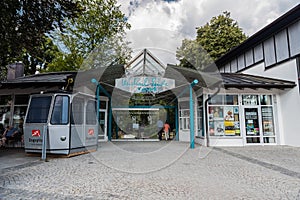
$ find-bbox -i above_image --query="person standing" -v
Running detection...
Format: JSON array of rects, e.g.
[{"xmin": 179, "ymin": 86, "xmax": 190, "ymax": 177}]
[
  {"xmin": 163, "ymin": 121, "xmax": 170, "ymax": 141},
  {"xmin": 157, "ymin": 119, "xmax": 163, "ymax": 140}
]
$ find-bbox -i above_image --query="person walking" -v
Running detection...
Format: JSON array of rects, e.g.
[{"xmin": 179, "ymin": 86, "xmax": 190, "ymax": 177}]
[{"xmin": 163, "ymin": 122, "xmax": 170, "ymax": 141}]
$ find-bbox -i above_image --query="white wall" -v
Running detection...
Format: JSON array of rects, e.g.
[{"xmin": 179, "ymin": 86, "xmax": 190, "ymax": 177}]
[{"xmin": 242, "ymin": 59, "xmax": 300, "ymax": 146}]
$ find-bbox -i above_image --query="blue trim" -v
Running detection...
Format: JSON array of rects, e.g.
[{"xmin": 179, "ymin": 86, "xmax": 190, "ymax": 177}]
[{"xmin": 189, "ymin": 79, "xmax": 198, "ymax": 149}]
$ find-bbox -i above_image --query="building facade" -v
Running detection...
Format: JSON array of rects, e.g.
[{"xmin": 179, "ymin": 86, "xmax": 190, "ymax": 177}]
[{"xmin": 1, "ymin": 4, "xmax": 300, "ymax": 147}]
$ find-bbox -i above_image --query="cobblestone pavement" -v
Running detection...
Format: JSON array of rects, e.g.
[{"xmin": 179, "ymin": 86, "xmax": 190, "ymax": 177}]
[{"xmin": 1, "ymin": 142, "xmax": 300, "ymax": 199}]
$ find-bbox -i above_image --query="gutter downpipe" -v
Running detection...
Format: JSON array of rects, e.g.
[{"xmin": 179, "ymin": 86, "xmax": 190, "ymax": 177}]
[{"xmin": 204, "ymin": 84, "xmax": 221, "ymax": 147}]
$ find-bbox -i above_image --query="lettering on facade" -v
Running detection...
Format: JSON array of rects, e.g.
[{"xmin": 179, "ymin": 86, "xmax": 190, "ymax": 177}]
[{"xmin": 115, "ymin": 76, "xmax": 175, "ymax": 94}]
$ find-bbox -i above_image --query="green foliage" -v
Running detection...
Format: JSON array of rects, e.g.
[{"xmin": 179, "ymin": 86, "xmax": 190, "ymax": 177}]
[
  {"xmin": 0, "ymin": 0, "xmax": 81, "ymax": 78},
  {"xmin": 48, "ymin": 0, "xmax": 131, "ymax": 72},
  {"xmin": 176, "ymin": 39, "xmax": 213, "ymax": 70},
  {"xmin": 177, "ymin": 11, "xmax": 247, "ymax": 70}
]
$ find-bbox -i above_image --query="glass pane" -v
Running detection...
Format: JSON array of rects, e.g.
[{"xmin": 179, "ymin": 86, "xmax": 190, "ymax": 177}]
[
  {"xmin": 0, "ymin": 106, "xmax": 11, "ymax": 127},
  {"xmin": 244, "ymin": 108, "xmax": 260, "ymax": 136},
  {"xmin": 208, "ymin": 95, "xmax": 224, "ymax": 105},
  {"xmin": 214, "ymin": 121, "xmax": 224, "ymax": 136},
  {"xmin": 15, "ymin": 95, "xmax": 29, "ymax": 105},
  {"xmin": 71, "ymin": 97, "xmax": 84, "ymax": 125},
  {"xmin": 225, "ymin": 95, "xmax": 238, "ymax": 105},
  {"xmin": 26, "ymin": 96, "xmax": 52, "ymax": 123},
  {"xmin": 197, "ymin": 95, "xmax": 203, "ymax": 107},
  {"xmin": 247, "ymin": 137, "xmax": 260, "ymax": 143},
  {"xmin": 261, "ymin": 107, "xmax": 275, "ymax": 136},
  {"xmin": 179, "ymin": 119, "xmax": 183, "ymax": 130},
  {"xmin": 224, "ymin": 106, "xmax": 240, "ymax": 136},
  {"xmin": 242, "ymin": 95, "xmax": 258, "ymax": 105},
  {"xmin": 179, "ymin": 101, "xmax": 189, "ymax": 109},
  {"xmin": 86, "ymin": 100, "xmax": 97, "ymax": 125},
  {"xmin": 264, "ymin": 137, "xmax": 276, "ymax": 143},
  {"xmin": 260, "ymin": 95, "xmax": 272, "ymax": 105},
  {"xmin": 209, "ymin": 106, "xmax": 224, "ymax": 120},
  {"xmin": 13, "ymin": 106, "xmax": 26, "ymax": 127},
  {"xmin": 0, "ymin": 95, "xmax": 12, "ymax": 105},
  {"xmin": 100, "ymin": 101, "xmax": 107, "ymax": 109},
  {"xmin": 183, "ymin": 110, "xmax": 190, "ymax": 117},
  {"xmin": 51, "ymin": 96, "xmax": 69, "ymax": 125}
]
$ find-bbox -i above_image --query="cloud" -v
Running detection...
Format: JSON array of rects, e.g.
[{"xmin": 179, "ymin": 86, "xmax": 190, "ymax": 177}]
[
  {"xmin": 117, "ymin": 0, "xmax": 299, "ymax": 64},
  {"xmin": 119, "ymin": 0, "xmax": 299, "ymax": 37}
]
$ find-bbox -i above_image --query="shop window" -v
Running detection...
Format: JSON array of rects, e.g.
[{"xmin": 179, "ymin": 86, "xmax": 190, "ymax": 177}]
[
  {"xmin": 208, "ymin": 95, "xmax": 238, "ymax": 105},
  {"xmin": 242, "ymin": 95, "xmax": 258, "ymax": 105},
  {"xmin": 260, "ymin": 95, "xmax": 272, "ymax": 105},
  {"xmin": 208, "ymin": 95, "xmax": 240, "ymax": 137}
]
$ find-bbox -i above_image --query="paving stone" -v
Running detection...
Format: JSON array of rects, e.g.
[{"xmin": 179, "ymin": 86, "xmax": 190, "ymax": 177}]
[{"xmin": 0, "ymin": 142, "xmax": 300, "ymax": 199}]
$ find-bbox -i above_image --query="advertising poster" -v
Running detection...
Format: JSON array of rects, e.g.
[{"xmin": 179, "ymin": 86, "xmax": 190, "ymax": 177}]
[
  {"xmin": 224, "ymin": 120, "xmax": 235, "ymax": 135},
  {"xmin": 224, "ymin": 107, "xmax": 234, "ymax": 121},
  {"xmin": 214, "ymin": 121, "xmax": 224, "ymax": 136}
]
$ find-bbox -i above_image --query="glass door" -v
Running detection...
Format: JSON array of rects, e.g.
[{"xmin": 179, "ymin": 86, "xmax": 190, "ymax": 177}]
[
  {"xmin": 244, "ymin": 107, "xmax": 261, "ymax": 144},
  {"xmin": 98, "ymin": 109, "xmax": 107, "ymax": 141}
]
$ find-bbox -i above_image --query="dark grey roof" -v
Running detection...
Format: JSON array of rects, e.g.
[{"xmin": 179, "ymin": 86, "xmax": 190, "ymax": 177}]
[
  {"xmin": 2, "ymin": 71, "xmax": 76, "ymax": 84},
  {"xmin": 221, "ymin": 73, "xmax": 296, "ymax": 89},
  {"xmin": 167, "ymin": 65, "xmax": 296, "ymax": 90},
  {"xmin": 0, "ymin": 65, "xmax": 295, "ymax": 97}
]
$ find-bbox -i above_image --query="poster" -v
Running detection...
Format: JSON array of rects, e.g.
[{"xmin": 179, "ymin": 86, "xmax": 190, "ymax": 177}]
[
  {"xmin": 214, "ymin": 121, "xmax": 224, "ymax": 136},
  {"xmin": 224, "ymin": 120, "xmax": 235, "ymax": 135},
  {"xmin": 224, "ymin": 107, "xmax": 234, "ymax": 121}
]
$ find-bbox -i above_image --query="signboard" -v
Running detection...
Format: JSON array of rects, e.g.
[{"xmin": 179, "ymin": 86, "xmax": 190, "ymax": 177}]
[
  {"xmin": 32, "ymin": 129, "xmax": 41, "ymax": 137},
  {"xmin": 115, "ymin": 76, "xmax": 175, "ymax": 94}
]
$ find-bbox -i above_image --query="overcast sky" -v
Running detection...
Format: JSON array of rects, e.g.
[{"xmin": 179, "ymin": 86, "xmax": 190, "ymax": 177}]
[{"xmin": 117, "ymin": 0, "xmax": 299, "ymax": 64}]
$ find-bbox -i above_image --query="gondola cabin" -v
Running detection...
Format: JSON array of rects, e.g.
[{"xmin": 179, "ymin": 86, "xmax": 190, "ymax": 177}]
[{"xmin": 24, "ymin": 92, "xmax": 98, "ymax": 155}]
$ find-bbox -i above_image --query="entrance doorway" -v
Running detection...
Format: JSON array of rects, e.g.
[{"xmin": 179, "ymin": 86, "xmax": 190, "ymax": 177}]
[
  {"xmin": 243, "ymin": 106, "xmax": 276, "ymax": 144},
  {"xmin": 244, "ymin": 107, "xmax": 260, "ymax": 143},
  {"xmin": 98, "ymin": 109, "xmax": 107, "ymax": 141}
]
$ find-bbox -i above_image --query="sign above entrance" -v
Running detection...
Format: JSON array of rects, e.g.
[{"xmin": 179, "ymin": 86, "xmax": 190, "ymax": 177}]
[{"xmin": 115, "ymin": 76, "xmax": 175, "ymax": 94}]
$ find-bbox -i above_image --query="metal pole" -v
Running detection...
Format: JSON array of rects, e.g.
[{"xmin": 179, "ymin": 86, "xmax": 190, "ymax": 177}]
[
  {"xmin": 189, "ymin": 84, "xmax": 195, "ymax": 149},
  {"xmin": 189, "ymin": 79, "xmax": 198, "ymax": 149},
  {"xmin": 41, "ymin": 125, "xmax": 48, "ymax": 161},
  {"xmin": 96, "ymin": 84, "xmax": 100, "ymax": 122}
]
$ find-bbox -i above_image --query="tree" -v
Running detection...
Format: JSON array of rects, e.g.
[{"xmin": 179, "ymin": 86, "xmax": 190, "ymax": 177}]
[
  {"xmin": 47, "ymin": 0, "xmax": 131, "ymax": 72},
  {"xmin": 0, "ymin": 0, "xmax": 82, "ymax": 77},
  {"xmin": 176, "ymin": 11, "xmax": 247, "ymax": 70}
]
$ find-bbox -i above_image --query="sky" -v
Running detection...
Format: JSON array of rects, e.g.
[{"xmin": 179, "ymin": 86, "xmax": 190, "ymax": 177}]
[{"xmin": 116, "ymin": 0, "xmax": 299, "ymax": 64}]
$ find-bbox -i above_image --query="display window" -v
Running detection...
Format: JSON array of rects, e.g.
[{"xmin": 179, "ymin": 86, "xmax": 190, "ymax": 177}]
[
  {"xmin": 242, "ymin": 95, "xmax": 276, "ymax": 144},
  {"xmin": 206, "ymin": 94, "xmax": 276, "ymax": 142},
  {"xmin": 208, "ymin": 95, "xmax": 240, "ymax": 137}
]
